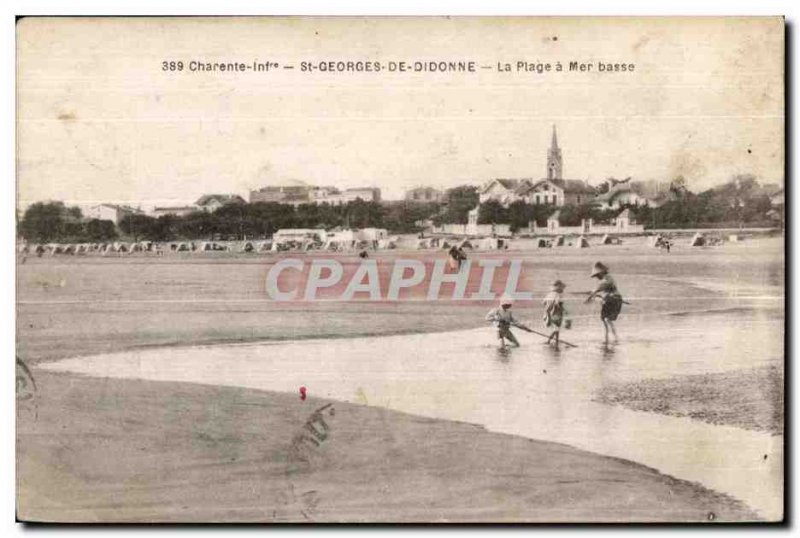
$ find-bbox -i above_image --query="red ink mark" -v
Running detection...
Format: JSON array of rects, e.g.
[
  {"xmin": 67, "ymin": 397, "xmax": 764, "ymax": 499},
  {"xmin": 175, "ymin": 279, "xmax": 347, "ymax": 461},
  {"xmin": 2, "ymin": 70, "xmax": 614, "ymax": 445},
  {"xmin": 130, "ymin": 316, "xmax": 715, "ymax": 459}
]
[{"xmin": 300, "ymin": 387, "xmax": 307, "ymax": 401}]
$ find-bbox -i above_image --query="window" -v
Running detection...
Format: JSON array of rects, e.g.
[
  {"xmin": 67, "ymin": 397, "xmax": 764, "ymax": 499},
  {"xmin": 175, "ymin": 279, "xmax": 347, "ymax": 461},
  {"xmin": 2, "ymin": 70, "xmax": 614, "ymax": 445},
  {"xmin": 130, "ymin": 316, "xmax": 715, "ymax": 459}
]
[
  {"xmin": 577, "ymin": 195, "xmax": 581, "ymax": 204},
  {"xmin": 535, "ymin": 195, "xmax": 540, "ymax": 204},
  {"xmin": 552, "ymin": 195, "xmax": 557, "ymax": 204}
]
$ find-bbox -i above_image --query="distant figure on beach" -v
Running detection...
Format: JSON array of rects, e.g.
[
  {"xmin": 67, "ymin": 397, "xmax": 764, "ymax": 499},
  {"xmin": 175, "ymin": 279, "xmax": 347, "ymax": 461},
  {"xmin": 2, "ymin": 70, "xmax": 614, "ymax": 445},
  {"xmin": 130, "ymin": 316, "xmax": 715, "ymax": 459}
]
[
  {"xmin": 542, "ymin": 280, "xmax": 568, "ymax": 348},
  {"xmin": 448, "ymin": 245, "xmax": 466, "ymax": 271},
  {"xmin": 585, "ymin": 262, "xmax": 623, "ymax": 344},
  {"xmin": 485, "ymin": 296, "xmax": 530, "ymax": 349},
  {"xmin": 456, "ymin": 246, "xmax": 468, "ymax": 268}
]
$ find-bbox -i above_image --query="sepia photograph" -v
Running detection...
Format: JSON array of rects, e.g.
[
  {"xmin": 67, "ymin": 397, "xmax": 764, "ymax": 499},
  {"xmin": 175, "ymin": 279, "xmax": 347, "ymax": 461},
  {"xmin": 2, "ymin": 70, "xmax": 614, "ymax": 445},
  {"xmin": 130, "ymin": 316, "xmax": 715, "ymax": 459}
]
[{"xmin": 14, "ymin": 16, "xmax": 785, "ymax": 523}]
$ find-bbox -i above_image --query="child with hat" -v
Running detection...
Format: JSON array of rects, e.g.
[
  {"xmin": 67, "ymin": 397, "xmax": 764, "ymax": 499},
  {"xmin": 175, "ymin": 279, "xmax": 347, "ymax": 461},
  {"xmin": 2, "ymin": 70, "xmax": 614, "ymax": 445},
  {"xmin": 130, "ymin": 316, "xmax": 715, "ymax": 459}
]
[
  {"xmin": 485, "ymin": 295, "xmax": 531, "ymax": 349},
  {"xmin": 585, "ymin": 261, "xmax": 623, "ymax": 344},
  {"xmin": 542, "ymin": 279, "xmax": 569, "ymax": 348}
]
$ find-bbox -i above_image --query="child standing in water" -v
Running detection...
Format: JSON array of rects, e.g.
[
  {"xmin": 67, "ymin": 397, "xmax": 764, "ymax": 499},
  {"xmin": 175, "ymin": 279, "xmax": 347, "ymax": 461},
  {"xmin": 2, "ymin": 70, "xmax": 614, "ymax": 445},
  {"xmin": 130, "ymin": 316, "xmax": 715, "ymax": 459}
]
[
  {"xmin": 585, "ymin": 262, "xmax": 623, "ymax": 344},
  {"xmin": 542, "ymin": 280, "xmax": 568, "ymax": 348},
  {"xmin": 485, "ymin": 296, "xmax": 530, "ymax": 349}
]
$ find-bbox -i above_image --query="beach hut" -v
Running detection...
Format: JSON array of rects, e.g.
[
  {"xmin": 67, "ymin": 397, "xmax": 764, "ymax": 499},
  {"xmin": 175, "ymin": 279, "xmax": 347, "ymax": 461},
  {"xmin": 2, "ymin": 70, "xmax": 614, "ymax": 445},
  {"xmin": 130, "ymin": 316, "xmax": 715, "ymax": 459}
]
[
  {"xmin": 690, "ymin": 233, "xmax": 705, "ymax": 247},
  {"xmin": 553, "ymin": 235, "xmax": 565, "ymax": 247},
  {"xmin": 536, "ymin": 238, "xmax": 550, "ymax": 248},
  {"xmin": 728, "ymin": 234, "xmax": 740, "ymax": 243},
  {"xmin": 377, "ymin": 236, "xmax": 398, "ymax": 250},
  {"xmin": 575, "ymin": 236, "xmax": 590, "ymax": 249},
  {"xmin": 478, "ymin": 237, "xmax": 501, "ymax": 250},
  {"xmin": 200, "ymin": 241, "xmax": 227, "ymax": 252},
  {"xmin": 458, "ymin": 239, "xmax": 474, "ymax": 249},
  {"xmin": 600, "ymin": 234, "xmax": 614, "ymax": 245}
]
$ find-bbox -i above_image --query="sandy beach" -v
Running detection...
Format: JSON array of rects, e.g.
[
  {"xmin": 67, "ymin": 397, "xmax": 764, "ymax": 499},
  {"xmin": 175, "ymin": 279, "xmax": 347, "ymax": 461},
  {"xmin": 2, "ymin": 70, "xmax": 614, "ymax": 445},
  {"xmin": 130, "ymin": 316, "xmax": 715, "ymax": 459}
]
[{"xmin": 16, "ymin": 235, "xmax": 784, "ymax": 522}]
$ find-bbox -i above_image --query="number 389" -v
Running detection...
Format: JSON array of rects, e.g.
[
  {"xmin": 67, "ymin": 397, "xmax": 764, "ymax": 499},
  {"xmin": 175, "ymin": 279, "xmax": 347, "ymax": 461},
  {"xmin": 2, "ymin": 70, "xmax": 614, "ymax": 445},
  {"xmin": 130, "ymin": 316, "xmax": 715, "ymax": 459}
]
[{"xmin": 162, "ymin": 61, "xmax": 184, "ymax": 71}]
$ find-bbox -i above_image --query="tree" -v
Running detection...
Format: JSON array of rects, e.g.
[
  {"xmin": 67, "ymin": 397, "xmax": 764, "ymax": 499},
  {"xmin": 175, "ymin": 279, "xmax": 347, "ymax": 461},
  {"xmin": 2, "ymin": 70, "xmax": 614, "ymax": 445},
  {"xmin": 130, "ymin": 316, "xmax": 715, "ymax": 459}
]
[
  {"xmin": 85, "ymin": 219, "xmax": 117, "ymax": 241},
  {"xmin": 175, "ymin": 211, "xmax": 219, "ymax": 239},
  {"xmin": 382, "ymin": 201, "xmax": 439, "ymax": 233},
  {"xmin": 477, "ymin": 199, "xmax": 508, "ymax": 225},
  {"xmin": 119, "ymin": 214, "xmax": 156, "ymax": 241},
  {"xmin": 20, "ymin": 202, "xmax": 73, "ymax": 242},
  {"xmin": 438, "ymin": 185, "xmax": 479, "ymax": 224},
  {"xmin": 345, "ymin": 200, "xmax": 384, "ymax": 228},
  {"xmin": 148, "ymin": 215, "xmax": 177, "ymax": 242}
]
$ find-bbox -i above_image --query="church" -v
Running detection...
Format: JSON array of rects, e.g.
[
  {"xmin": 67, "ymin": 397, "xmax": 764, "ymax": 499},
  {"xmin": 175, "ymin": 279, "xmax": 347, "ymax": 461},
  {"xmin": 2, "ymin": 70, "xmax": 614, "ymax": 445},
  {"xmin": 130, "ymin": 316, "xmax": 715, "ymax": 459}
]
[{"xmin": 478, "ymin": 126, "xmax": 597, "ymax": 207}]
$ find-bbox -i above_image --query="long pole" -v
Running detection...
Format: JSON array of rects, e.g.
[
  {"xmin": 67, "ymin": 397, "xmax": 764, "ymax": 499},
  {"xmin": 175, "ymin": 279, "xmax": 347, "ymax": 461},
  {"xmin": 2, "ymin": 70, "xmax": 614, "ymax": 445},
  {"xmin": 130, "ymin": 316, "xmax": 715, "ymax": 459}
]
[{"xmin": 522, "ymin": 327, "xmax": 579, "ymax": 348}]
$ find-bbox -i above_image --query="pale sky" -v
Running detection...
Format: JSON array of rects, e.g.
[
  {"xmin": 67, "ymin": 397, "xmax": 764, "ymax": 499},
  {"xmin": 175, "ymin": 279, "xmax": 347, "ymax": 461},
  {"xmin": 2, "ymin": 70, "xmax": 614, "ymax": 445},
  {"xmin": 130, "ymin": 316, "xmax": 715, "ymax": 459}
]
[{"xmin": 17, "ymin": 17, "xmax": 784, "ymax": 206}]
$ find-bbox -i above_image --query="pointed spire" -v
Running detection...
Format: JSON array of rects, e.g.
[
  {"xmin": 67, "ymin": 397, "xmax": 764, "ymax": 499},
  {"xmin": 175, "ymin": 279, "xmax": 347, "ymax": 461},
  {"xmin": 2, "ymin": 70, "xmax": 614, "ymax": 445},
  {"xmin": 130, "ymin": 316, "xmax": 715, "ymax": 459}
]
[{"xmin": 551, "ymin": 124, "xmax": 559, "ymax": 149}]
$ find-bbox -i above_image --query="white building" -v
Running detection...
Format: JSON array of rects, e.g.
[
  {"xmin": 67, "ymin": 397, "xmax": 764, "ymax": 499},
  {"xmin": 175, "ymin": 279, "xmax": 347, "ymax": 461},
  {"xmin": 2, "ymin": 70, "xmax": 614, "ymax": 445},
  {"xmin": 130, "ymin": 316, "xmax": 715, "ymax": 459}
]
[
  {"xmin": 85, "ymin": 204, "xmax": 142, "ymax": 224},
  {"xmin": 322, "ymin": 188, "xmax": 382, "ymax": 205},
  {"xmin": 530, "ymin": 208, "xmax": 644, "ymax": 235},
  {"xmin": 357, "ymin": 228, "xmax": 388, "ymax": 241},
  {"xmin": 273, "ymin": 228, "xmax": 328, "ymax": 243},
  {"xmin": 405, "ymin": 186, "xmax": 444, "ymax": 203},
  {"xmin": 150, "ymin": 206, "xmax": 198, "ymax": 218},
  {"xmin": 519, "ymin": 178, "xmax": 597, "ymax": 206}
]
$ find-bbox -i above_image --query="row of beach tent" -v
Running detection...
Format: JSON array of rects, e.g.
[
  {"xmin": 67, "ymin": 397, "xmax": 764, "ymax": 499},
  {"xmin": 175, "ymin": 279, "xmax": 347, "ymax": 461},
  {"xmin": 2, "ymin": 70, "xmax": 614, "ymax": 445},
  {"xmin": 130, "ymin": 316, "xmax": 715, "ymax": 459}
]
[
  {"xmin": 535, "ymin": 235, "xmax": 592, "ymax": 248},
  {"xmin": 17, "ymin": 236, "xmax": 411, "ymax": 256},
  {"xmin": 16, "ymin": 232, "xmax": 744, "ymax": 257}
]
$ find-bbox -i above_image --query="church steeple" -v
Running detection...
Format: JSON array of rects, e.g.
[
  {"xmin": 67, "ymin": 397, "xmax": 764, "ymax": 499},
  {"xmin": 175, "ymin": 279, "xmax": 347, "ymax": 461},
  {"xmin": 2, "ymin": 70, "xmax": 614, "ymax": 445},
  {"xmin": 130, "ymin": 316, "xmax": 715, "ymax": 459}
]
[{"xmin": 546, "ymin": 125, "xmax": 563, "ymax": 180}]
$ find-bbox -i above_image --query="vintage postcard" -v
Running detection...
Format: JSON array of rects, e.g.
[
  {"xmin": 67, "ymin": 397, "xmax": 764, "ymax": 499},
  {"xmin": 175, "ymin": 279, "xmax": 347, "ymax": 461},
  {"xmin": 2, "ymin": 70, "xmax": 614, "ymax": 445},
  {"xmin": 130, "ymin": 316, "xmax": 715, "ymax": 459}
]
[{"xmin": 15, "ymin": 16, "xmax": 784, "ymax": 523}]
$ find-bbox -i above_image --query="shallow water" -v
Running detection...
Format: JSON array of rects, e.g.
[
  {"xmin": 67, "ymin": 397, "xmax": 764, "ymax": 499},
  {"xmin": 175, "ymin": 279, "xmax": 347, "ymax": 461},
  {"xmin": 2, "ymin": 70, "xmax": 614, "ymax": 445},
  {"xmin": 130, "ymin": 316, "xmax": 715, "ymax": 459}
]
[{"xmin": 41, "ymin": 303, "xmax": 784, "ymax": 520}]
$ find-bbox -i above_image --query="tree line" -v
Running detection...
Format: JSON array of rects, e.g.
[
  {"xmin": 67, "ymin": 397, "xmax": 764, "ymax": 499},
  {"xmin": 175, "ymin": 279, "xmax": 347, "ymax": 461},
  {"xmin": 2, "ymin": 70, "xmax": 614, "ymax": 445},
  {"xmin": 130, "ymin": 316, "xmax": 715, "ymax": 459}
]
[
  {"xmin": 18, "ymin": 174, "xmax": 780, "ymax": 243},
  {"xmin": 435, "ymin": 174, "xmax": 780, "ymax": 231},
  {"xmin": 18, "ymin": 199, "xmax": 440, "ymax": 243}
]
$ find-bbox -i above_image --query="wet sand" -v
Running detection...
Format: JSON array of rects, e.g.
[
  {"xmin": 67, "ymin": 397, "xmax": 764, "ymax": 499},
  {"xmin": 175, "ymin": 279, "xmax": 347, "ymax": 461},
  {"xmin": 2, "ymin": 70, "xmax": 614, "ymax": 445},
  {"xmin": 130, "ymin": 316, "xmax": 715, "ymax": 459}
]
[
  {"xmin": 17, "ymin": 371, "xmax": 757, "ymax": 522},
  {"xmin": 596, "ymin": 365, "xmax": 784, "ymax": 435}
]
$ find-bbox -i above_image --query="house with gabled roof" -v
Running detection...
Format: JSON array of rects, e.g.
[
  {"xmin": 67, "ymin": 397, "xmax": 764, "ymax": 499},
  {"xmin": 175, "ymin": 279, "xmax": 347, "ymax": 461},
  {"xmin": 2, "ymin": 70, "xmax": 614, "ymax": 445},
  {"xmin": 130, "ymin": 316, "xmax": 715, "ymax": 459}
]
[
  {"xmin": 518, "ymin": 178, "xmax": 597, "ymax": 206},
  {"xmin": 478, "ymin": 178, "xmax": 534, "ymax": 205},
  {"xmin": 594, "ymin": 179, "xmax": 672, "ymax": 210}
]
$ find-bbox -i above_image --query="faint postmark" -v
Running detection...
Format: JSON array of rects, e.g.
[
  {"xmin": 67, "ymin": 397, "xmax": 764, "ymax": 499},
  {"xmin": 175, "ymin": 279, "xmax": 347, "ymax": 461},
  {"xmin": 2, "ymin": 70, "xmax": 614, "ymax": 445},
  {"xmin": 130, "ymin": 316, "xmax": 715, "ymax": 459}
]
[
  {"xmin": 16, "ymin": 355, "xmax": 38, "ymax": 419},
  {"xmin": 273, "ymin": 402, "xmax": 336, "ymax": 521}
]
